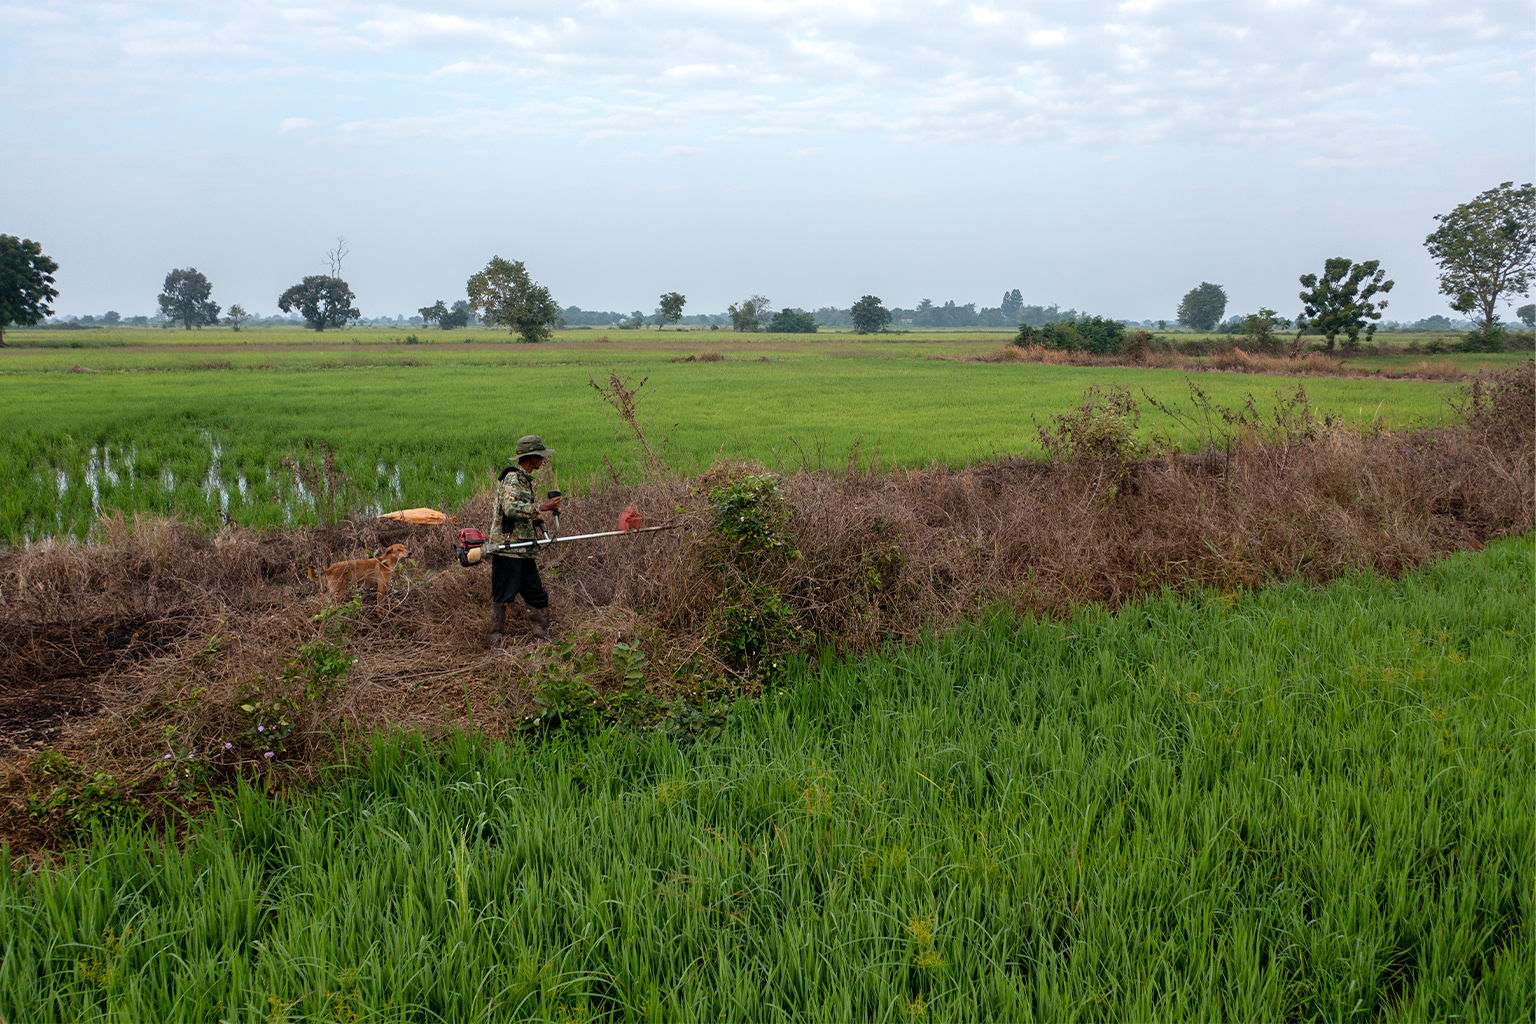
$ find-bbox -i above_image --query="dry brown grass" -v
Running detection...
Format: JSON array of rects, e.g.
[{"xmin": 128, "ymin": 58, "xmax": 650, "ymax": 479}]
[
  {"xmin": 975, "ymin": 344, "xmax": 1473, "ymax": 380},
  {"xmin": 2, "ymin": 364, "xmax": 1531, "ymax": 848}
]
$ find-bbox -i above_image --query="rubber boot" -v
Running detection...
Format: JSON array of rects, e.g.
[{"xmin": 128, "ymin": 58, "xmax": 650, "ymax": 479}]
[
  {"xmin": 528, "ymin": 605, "xmax": 552, "ymax": 643},
  {"xmin": 488, "ymin": 603, "xmax": 506, "ymax": 650}
]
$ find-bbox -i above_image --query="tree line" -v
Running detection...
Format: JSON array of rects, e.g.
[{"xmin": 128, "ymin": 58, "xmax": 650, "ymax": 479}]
[{"xmin": 1, "ymin": 183, "xmax": 1531, "ymax": 345}]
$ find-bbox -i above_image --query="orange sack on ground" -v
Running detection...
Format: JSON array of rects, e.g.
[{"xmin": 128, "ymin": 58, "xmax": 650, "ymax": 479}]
[
  {"xmin": 617, "ymin": 506, "xmax": 645, "ymax": 531},
  {"xmin": 379, "ymin": 508, "xmax": 450, "ymax": 525}
]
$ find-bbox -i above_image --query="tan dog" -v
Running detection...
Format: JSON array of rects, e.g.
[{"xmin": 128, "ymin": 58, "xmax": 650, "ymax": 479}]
[{"xmin": 308, "ymin": 544, "xmax": 409, "ymax": 605}]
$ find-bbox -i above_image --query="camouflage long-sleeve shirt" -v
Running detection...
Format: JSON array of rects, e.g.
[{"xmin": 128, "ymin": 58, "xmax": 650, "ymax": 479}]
[{"xmin": 490, "ymin": 468, "xmax": 543, "ymax": 559}]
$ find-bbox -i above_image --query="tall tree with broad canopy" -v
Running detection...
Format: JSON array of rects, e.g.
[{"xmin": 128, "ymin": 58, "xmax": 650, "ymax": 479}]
[
  {"xmin": 0, "ymin": 235, "xmax": 59, "ymax": 347},
  {"xmin": 728, "ymin": 295, "xmax": 770, "ymax": 332},
  {"xmin": 466, "ymin": 257, "xmax": 560, "ymax": 342},
  {"xmin": 657, "ymin": 292, "xmax": 686, "ymax": 328},
  {"xmin": 768, "ymin": 308, "xmax": 817, "ymax": 333},
  {"xmin": 1517, "ymin": 304, "xmax": 1535, "ymax": 330},
  {"xmin": 1176, "ymin": 282, "xmax": 1227, "ymax": 331},
  {"xmin": 1295, "ymin": 257, "xmax": 1393, "ymax": 353},
  {"xmin": 1424, "ymin": 181, "xmax": 1536, "ymax": 336},
  {"xmin": 158, "ymin": 268, "xmax": 221, "ymax": 330},
  {"xmin": 850, "ymin": 295, "xmax": 891, "ymax": 334},
  {"xmin": 419, "ymin": 300, "xmax": 447, "ymax": 328},
  {"xmin": 278, "ymin": 275, "xmax": 359, "ymax": 331}
]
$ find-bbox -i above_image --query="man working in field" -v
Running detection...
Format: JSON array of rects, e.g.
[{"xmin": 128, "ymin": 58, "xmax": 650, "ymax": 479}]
[{"xmin": 487, "ymin": 435, "xmax": 562, "ymax": 648}]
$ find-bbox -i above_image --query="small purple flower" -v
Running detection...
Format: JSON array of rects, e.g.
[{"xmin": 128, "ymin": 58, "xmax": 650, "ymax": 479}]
[
  {"xmin": 263, "ymin": 751, "xmax": 274, "ymax": 759},
  {"xmin": 163, "ymin": 753, "xmax": 172, "ymax": 760},
  {"xmin": 224, "ymin": 742, "xmax": 233, "ymax": 750},
  {"xmin": 257, "ymin": 725, "xmax": 265, "ymax": 732}
]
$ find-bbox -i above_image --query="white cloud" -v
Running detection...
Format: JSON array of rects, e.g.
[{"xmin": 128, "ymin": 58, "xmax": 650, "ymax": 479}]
[{"xmin": 1, "ymin": 0, "xmax": 1530, "ymax": 157}]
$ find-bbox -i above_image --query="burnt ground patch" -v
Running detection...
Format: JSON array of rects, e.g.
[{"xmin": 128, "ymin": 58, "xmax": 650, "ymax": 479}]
[{"xmin": 0, "ymin": 615, "xmax": 187, "ymax": 750}]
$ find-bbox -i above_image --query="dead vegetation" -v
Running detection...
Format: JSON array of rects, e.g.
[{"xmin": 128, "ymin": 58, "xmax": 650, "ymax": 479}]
[
  {"xmin": 974, "ymin": 343, "xmax": 1473, "ymax": 379},
  {"xmin": 2, "ymin": 363, "xmax": 1531, "ymax": 852}
]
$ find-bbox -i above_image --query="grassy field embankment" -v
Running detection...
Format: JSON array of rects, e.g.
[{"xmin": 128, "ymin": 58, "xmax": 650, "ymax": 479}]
[
  {"xmin": 3, "ymin": 534, "xmax": 1530, "ymax": 1022},
  {"xmin": 0, "ymin": 326, "xmax": 1491, "ymax": 543}
]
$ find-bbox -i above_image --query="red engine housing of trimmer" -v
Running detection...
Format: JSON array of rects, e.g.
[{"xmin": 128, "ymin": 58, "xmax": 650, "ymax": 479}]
[{"xmin": 456, "ymin": 528, "xmax": 488, "ymax": 567}]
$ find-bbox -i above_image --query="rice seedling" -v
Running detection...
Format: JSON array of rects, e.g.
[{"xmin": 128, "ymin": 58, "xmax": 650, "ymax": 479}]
[{"xmin": 0, "ymin": 346, "xmax": 1466, "ymax": 543}]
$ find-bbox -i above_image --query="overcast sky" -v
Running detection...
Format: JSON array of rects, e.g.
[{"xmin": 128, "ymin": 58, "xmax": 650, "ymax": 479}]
[{"xmin": 4, "ymin": 0, "xmax": 1532, "ymax": 322}]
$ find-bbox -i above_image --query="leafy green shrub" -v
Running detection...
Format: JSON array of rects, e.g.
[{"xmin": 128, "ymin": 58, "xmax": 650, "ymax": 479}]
[
  {"xmin": 283, "ymin": 597, "xmax": 359, "ymax": 699},
  {"xmin": 26, "ymin": 754, "xmax": 136, "ymax": 834},
  {"xmin": 710, "ymin": 582, "xmax": 799, "ymax": 670},
  {"xmin": 237, "ymin": 699, "xmax": 295, "ymax": 759},
  {"xmin": 1016, "ymin": 315, "xmax": 1125, "ymax": 354},
  {"xmin": 709, "ymin": 473, "xmax": 793, "ymax": 557},
  {"xmin": 1505, "ymin": 329, "xmax": 1536, "ymax": 351},
  {"xmin": 608, "ymin": 640, "xmax": 661, "ymax": 729},
  {"xmin": 284, "ymin": 640, "xmax": 352, "ymax": 700},
  {"xmin": 1035, "ymin": 384, "xmax": 1151, "ymax": 463},
  {"xmin": 660, "ymin": 696, "xmax": 732, "ymax": 743},
  {"xmin": 767, "ymin": 309, "xmax": 818, "ymax": 333},
  {"xmin": 520, "ymin": 643, "xmax": 599, "ymax": 735},
  {"xmin": 1459, "ymin": 327, "xmax": 1506, "ymax": 353}
]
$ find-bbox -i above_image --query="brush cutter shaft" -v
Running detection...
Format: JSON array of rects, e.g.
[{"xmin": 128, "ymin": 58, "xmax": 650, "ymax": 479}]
[
  {"xmin": 494, "ymin": 524, "xmax": 675, "ymax": 550},
  {"xmin": 456, "ymin": 524, "xmax": 675, "ymax": 565}
]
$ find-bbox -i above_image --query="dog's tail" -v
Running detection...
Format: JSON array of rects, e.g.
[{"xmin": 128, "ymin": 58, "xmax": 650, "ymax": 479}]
[{"xmin": 305, "ymin": 562, "xmax": 317, "ymax": 581}]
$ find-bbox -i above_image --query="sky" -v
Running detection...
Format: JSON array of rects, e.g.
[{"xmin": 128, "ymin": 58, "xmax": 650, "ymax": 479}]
[{"xmin": 3, "ymin": 0, "xmax": 1533, "ymax": 323}]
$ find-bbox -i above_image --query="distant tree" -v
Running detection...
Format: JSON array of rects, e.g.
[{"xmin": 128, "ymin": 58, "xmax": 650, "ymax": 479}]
[
  {"xmin": 1518, "ymin": 303, "xmax": 1536, "ymax": 330},
  {"xmin": 1018, "ymin": 304, "xmax": 1074, "ymax": 328},
  {"xmin": 768, "ymin": 308, "xmax": 817, "ymax": 333},
  {"xmin": 913, "ymin": 299, "xmax": 979, "ymax": 328},
  {"xmin": 466, "ymin": 256, "xmax": 560, "ymax": 343},
  {"xmin": 658, "ymin": 292, "xmax": 686, "ymax": 329},
  {"xmin": 814, "ymin": 306, "xmax": 853, "ymax": 328},
  {"xmin": 1240, "ymin": 308, "xmax": 1288, "ymax": 353},
  {"xmin": 1176, "ymin": 282, "xmax": 1227, "ymax": 331},
  {"xmin": 158, "ymin": 268, "xmax": 221, "ymax": 330},
  {"xmin": 0, "ymin": 236, "xmax": 59, "ymax": 346},
  {"xmin": 101, "ymin": 310, "xmax": 120, "ymax": 325},
  {"xmin": 1000, "ymin": 288, "xmax": 1023, "ymax": 323},
  {"xmin": 278, "ymin": 275, "xmax": 359, "ymax": 331},
  {"xmin": 419, "ymin": 300, "xmax": 448, "ymax": 328},
  {"xmin": 728, "ymin": 295, "xmax": 770, "ymax": 332},
  {"xmin": 625, "ymin": 311, "xmax": 645, "ymax": 330},
  {"xmin": 850, "ymin": 295, "xmax": 891, "ymax": 334},
  {"xmin": 225, "ymin": 304, "xmax": 249, "ymax": 331},
  {"xmin": 1424, "ymin": 181, "xmax": 1536, "ymax": 337},
  {"xmin": 1156, "ymin": 319, "xmax": 1168, "ymax": 331},
  {"xmin": 1295, "ymin": 257, "xmax": 1393, "ymax": 353},
  {"xmin": 441, "ymin": 300, "xmax": 472, "ymax": 329}
]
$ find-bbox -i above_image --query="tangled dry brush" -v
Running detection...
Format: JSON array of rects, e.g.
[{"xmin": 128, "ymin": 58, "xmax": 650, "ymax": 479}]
[{"xmin": 2, "ymin": 365, "xmax": 1531, "ymax": 844}]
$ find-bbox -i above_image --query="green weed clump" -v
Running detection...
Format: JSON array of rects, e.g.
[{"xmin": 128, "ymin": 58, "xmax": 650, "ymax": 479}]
[{"xmin": 2, "ymin": 536, "xmax": 1529, "ymax": 1022}]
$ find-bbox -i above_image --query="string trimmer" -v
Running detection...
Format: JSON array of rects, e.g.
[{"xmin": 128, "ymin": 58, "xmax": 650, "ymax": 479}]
[{"xmin": 456, "ymin": 491, "xmax": 677, "ymax": 566}]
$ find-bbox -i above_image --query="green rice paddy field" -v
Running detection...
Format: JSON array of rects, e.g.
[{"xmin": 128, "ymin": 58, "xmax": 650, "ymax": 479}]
[
  {"xmin": 1, "ymin": 326, "xmax": 1515, "ymax": 543},
  {"xmin": 4, "ymin": 534, "xmax": 1530, "ymax": 1022}
]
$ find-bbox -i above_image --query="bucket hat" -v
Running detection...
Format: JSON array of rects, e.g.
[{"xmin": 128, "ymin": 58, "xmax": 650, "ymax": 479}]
[{"xmin": 514, "ymin": 435, "xmax": 555, "ymax": 461}]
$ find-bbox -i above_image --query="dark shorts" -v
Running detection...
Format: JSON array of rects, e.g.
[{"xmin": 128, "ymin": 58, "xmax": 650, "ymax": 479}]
[{"xmin": 491, "ymin": 556, "xmax": 548, "ymax": 608}]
